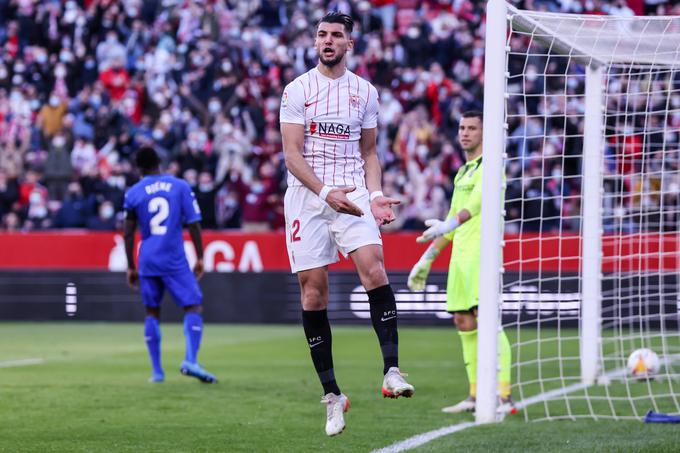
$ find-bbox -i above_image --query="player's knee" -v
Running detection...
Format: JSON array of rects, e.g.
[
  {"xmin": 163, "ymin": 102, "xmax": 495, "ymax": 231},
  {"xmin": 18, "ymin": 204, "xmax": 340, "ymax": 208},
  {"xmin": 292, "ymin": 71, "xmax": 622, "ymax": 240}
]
[
  {"xmin": 301, "ymin": 286, "xmax": 328, "ymax": 310},
  {"xmin": 362, "ymin": 264, "xmax": 388, "ymax": 289}
]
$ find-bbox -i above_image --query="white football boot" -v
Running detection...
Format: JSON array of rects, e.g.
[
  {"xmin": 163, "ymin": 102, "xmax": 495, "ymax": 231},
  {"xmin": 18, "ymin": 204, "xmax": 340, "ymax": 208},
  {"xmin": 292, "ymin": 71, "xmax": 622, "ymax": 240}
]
[
  {"xmin": 441, "ymin": 395, "xmax": 476, "ymax": 413},
  {"xmin": 497, "ymin": 396, "xmax": 518, "ymax": 417},
  {"xmin": 381, "ymin": 367, "xmax": 415, "ymax": 398},
  {"xmin": 320, "ymin": 393, "xmax": 350, "ymax": 436}
]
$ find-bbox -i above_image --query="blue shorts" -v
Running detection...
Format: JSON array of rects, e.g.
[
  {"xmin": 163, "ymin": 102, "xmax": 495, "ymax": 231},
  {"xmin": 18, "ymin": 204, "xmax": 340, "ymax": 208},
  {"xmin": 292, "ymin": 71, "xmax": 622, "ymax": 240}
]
[{"xmin": 139, "ymin": 271, "xmax": 202, "ymax": 308}]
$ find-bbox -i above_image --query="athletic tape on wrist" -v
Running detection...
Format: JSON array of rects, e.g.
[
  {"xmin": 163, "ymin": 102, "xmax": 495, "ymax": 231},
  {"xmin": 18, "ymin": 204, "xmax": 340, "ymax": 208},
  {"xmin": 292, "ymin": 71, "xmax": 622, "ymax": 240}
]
[
  {"xmin": 369, "ymin": 190, "xmax": 384, "ymax": 202},
  {"xmin": 318, "ymin": 185, "xmax": 331, "ymax": 201}
]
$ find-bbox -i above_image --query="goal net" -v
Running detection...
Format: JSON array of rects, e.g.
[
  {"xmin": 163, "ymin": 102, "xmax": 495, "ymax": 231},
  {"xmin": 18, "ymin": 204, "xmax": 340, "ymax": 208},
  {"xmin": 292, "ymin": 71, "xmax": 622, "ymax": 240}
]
[{"xmin": 477, "ymin": 0, "xmax": 680, "ymax": 422}]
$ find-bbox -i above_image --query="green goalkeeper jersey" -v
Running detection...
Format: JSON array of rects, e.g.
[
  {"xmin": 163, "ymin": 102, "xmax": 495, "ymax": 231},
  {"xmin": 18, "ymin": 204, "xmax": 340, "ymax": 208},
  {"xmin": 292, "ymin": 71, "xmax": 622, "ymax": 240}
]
[{"xmin": 444, "ymin": 154, "xmax": 483, "ymax": 261}]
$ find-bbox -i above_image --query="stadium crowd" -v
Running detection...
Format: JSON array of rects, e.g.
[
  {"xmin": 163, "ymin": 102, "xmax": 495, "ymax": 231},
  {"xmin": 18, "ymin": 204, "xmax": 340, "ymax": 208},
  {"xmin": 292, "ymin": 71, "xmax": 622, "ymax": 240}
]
[{"xmin": 0, "ymin": 0, "xmax": 678, "ymax": 233}]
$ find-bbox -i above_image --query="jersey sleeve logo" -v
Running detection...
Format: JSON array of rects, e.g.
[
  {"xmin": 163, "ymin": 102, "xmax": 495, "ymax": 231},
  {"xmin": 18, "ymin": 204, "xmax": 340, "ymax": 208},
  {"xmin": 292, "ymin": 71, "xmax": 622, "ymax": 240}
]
[{"xmin": 281, "ymin": 91, "xmax": 288, "ymax": 108}]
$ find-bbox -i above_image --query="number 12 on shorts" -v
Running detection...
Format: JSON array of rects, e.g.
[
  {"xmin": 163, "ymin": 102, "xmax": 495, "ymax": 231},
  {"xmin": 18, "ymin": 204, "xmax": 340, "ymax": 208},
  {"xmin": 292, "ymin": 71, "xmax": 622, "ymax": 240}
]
[{"xmin": 291, "ymin": 219, "xmax": 301, "ymax": 242}]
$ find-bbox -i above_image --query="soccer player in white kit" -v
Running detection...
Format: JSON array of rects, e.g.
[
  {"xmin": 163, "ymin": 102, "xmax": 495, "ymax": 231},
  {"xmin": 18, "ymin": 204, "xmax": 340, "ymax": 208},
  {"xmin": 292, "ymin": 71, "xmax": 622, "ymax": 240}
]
[{"xmin": 280, "ymin": 12, "xmax": 414, "ymax": 437}]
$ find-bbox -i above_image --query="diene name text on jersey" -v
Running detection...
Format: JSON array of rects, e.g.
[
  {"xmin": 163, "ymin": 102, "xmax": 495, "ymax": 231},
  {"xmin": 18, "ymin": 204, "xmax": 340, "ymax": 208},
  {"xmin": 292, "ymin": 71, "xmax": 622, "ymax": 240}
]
[{"xmin": 145, "ymin": 181, "xmax": 173, "ymax": 195}]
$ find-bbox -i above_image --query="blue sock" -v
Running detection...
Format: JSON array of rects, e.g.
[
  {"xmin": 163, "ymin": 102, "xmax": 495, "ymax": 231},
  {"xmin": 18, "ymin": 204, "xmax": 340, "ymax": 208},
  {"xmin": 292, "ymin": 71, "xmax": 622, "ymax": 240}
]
[
  {"xmin": 144, "ymin": 316, "xmax": 163, "ymax": 376},
  {"xmin": 183, "ymin": 312, "xmax": 203, "ymax": 365}
]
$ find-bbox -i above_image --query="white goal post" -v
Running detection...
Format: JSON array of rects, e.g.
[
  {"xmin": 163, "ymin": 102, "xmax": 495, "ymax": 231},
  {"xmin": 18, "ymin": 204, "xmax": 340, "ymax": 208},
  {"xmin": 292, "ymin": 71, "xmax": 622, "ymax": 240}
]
[{"xmin": 478, "ymin": 0, "xmax": 680, "ymax": 423}]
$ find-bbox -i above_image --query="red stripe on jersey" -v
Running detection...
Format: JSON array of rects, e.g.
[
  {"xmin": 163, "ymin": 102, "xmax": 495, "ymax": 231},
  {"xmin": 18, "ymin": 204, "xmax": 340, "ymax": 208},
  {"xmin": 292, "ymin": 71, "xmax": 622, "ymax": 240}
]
[
  {"xmin": 298, "ymin": 79, "xmax": 306, "ymax": 99},
  {"xmin": 336, "ymin": 82, "xmax": 340, "ymax": 116},
  {"xmin": 365, "ymin": 80, "xmax": 370, "ymax": 109},
  {"xmin": 347, "ymin": 77, "xmax": 351, "ymax": 118},
  {"xmin": 332, "ymin": 143, "xmax": 336, "ymax": 185},
  {"xmin": 322, "ymin": 142, "xmax": 326, "ymax": 184},
  {"xmin": 352, "ymin": 142, "xmax": 357, "ymax": 187},
  {"xmin": 342, "ymin": 143, "xmax": 348, "ymax": 186},
  {"xmin": 326, "ymin": 82, "xmax": 330, "ymax": 115},
  {"xmin": 311, "ymin": 141, "xmax": 316, "ymax": 173},
  {"xmin": 314, "ymin": 74, "xmax": 319, "ymax": 116}
]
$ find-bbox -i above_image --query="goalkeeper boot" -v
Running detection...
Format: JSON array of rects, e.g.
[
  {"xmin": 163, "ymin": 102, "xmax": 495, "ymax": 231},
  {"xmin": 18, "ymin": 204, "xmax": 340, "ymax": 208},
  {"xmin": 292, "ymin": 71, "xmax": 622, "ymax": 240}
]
[
  {"xmin": 442, "ymin": 395, "xmax": 476, "ymax": 413},
  {"xmin": 382, "ymin": 367, "xmax": 415, "ymax": 398},
  {"xmin": 180, "ymin": 361, "xmax": 217, "ymax": 383},
  {"xmin": 320, "ymin": 393, "xmax": 349, "ymax": 436},
  {"xmin": 497, "ymin": 395, "xmax": 517, "ymax": 415},
  {"xmin": 148, "ymin": 371, "xmax": 165, "ymax": 383}
]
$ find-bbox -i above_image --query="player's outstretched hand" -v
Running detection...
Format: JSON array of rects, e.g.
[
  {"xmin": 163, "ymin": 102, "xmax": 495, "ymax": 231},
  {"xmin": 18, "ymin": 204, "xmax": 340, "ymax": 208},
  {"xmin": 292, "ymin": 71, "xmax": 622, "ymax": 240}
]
[
  {"xmin": 416, "ymin": 217, "xmax": 458, "ymax": 243},
  {"xmin": 370, "ymin": 195, "xmax": 400, "ymax": 226},
  {"xmin": 127, "ymin": 268, "xmax": 139, "ymax": 291},
  {"xmin": 193, "ymin": 258, "xmax": 204, "ymax": 280},
  {"xmin": 407, "ymin": 261, "xmax": 431, "ymax": 291},
  {"xmin": 325, "ymin": 187, "xmax": 364, "ymax": 217}
]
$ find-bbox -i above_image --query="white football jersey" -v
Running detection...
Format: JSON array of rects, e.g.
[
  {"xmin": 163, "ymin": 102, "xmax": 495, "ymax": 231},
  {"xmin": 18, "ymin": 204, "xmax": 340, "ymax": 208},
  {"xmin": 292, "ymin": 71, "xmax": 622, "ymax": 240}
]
[{"xmin": 279, "ymin": 67, "xmax": 379, "ymax": 188}]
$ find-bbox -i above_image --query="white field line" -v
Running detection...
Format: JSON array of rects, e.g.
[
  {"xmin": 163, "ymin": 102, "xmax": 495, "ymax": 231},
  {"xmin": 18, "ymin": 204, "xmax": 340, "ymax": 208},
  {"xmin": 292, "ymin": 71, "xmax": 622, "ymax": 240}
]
[
  {"xmin": 371, "ymin": 422, "xmax": 476, "ymax": 453},
  {"xmin": 0, "ymin": 358, "xmax": 45, "ymax": 368},
  {"xmin": 373, "ymin": 354, "xmax": 680, "ymax": 453}
]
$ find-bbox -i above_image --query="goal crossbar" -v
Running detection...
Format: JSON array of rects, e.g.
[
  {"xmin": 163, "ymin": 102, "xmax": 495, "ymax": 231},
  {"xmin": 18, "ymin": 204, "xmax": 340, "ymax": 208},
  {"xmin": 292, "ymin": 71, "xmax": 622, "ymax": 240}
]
[{"xmin": 507, "ymin": 5, "xmax": 680, "ymax": 67}]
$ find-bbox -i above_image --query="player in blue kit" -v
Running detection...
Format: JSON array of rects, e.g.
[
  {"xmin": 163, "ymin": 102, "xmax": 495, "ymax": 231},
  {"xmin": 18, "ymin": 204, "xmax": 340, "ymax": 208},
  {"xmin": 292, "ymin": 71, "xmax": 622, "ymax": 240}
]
[{"xmin": 123, "ymin": 146, "xmax": 217, "ymax": 384}]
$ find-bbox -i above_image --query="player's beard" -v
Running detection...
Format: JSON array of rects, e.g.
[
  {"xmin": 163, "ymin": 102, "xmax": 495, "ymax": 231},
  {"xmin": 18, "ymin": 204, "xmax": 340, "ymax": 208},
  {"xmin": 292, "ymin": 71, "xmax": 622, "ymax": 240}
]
[{"xmin": 319, "ymin": 49, "xmax": 345, "ymax": 68}]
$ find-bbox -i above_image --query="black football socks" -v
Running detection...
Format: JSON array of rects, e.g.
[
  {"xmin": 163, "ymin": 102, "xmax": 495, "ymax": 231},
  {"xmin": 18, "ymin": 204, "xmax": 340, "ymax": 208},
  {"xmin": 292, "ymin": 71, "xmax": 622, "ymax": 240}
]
[
  {"xmin": 367, "ymin": 284, "xmax": 399, "ymax": 374},
  {"xmin": 302, "ymin": 309, "xmax": 341, "ymax": 396}
]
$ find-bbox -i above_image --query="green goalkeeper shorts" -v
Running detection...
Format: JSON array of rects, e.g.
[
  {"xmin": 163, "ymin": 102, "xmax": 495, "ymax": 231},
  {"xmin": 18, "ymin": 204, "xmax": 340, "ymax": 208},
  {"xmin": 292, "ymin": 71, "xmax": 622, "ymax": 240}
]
[{"xmin": 446, "ymin": 257, "xmax": 480, "ymax": 313}]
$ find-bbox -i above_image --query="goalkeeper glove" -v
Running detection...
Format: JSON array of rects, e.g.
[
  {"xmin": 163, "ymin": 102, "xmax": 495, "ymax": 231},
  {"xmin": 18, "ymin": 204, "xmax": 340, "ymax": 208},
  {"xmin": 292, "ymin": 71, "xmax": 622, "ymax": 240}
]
[
  {"xmin": 416, "ymin": 216, "xmax": 460, "ymax": 243},
  {"xmin": 407, "ymin": 245, "xmax": 440, "ymax": 291}
]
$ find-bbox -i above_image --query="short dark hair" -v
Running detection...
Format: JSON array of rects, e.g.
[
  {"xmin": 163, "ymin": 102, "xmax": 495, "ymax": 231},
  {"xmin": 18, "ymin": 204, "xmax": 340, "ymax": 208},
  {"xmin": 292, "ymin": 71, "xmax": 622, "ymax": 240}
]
[
  {"xmin": 134, "ymin": 146, "xmax": 160, "ymax": 172},
  {"xmin": 318, "ymin": 11, "xmax": 354, "ymax": 35},
  {"xmin": 462, "ymin": 110, "xmax": 483, "ymax": 122}
]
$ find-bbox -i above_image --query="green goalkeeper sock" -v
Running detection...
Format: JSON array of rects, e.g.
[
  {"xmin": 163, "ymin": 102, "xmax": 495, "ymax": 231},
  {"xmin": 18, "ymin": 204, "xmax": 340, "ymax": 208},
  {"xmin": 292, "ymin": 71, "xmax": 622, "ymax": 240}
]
[
  {"xmin": 458, "ymin": 329, "xmax": 478, "ymax": 397},
  {"xmin": 498, "ymin": 328, "xmax": 512, "ymax": 398}
]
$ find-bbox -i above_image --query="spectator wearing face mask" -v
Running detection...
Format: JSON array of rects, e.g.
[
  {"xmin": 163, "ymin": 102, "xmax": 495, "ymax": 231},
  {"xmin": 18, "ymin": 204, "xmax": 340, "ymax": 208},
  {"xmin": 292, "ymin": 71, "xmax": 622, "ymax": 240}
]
[
  {"xmin": 194, "ymin": 171, "xmax": 221, "ymax": 229},
  {"xmin": 96, "ymin": 31, "xmax": 127, "ymax": 72},
  {"xmin": 53, "ymin": 181, "xmax": 95, "ymax": 228},
  {"xmin": 36, "ymin": 92, "xmax": 67, "ymax": 140},
  {"xmin": 23, "ymin": 186, "xmax": 52, "ymax": 231},
  {"xmin": 215, "ymin": 187, "xmax": 242, "ymax": 229},
  {"xmin": 43, "ymin": 133, "xmax": 73, "ymax": 200},
  {"xmin": 86, "ymin": 200, "xmax": 117, "ymax": 231}
]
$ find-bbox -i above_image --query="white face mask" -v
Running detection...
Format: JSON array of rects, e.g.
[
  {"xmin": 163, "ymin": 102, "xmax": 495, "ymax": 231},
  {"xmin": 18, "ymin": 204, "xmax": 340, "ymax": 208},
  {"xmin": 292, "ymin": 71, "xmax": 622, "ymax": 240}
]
[
  {"xmin": 208, "ymin": 101, "xmax": 221, "ymax": 113},
  {"xmin": 221, "ymin": 123, "xmax": 233, "ymax": 135},
  {"xmin": 101, "ymin": 206, "xmax": 114, "ymax": 219},
  {"xmin": 50, "ymin": 96, "xmax": 60, "ymax": 107}
]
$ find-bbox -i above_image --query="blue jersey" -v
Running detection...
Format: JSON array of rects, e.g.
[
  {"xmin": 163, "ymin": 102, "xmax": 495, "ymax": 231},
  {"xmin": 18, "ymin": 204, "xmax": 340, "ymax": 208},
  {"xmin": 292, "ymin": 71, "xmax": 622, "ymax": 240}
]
[{"xmin": 124, "ymin": 174, "xmax": 201, "ymax": 276}]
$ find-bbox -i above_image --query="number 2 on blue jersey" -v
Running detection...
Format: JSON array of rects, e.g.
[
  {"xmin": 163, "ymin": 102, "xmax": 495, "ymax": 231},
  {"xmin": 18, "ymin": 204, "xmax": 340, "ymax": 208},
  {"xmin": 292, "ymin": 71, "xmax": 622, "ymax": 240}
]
[{"xmin": 149, "ymin": 197, "xmax": 169, "ymax": 235}]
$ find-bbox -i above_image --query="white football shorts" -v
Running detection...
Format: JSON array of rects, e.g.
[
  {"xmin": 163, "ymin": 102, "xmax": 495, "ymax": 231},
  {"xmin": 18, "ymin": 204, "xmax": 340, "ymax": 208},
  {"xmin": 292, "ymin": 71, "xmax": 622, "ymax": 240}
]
[{"xmin": 284, "ymin": 186, "xmax": 382, "ymax": 273}]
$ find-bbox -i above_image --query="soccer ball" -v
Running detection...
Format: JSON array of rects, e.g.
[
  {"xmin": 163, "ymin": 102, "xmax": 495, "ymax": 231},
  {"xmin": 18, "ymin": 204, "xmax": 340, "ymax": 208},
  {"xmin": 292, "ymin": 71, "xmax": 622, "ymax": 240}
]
[{"xmin": 627, "ymin": 348, "xmax": 660, "ymax": 378}]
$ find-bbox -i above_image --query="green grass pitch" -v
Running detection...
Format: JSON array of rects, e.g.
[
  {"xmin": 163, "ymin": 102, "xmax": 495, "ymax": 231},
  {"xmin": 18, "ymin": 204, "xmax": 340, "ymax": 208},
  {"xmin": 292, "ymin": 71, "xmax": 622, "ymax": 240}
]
[{"xmin": 1, "ymin": 323, "xmax": 679, "ymax": 452}]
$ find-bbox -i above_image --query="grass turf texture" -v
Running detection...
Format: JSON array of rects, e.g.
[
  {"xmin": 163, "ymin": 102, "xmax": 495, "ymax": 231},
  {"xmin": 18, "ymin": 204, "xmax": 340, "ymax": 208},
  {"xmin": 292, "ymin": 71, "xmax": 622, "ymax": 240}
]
[{"xmin": 1, "ymin": 323, "xmax": 678, "ymax": 452}]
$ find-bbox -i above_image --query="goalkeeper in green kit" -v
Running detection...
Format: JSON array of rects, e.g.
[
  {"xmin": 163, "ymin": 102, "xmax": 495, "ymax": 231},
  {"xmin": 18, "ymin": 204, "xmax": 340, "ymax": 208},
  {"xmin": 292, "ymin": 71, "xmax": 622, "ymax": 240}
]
[{"xmin": 408, "ymin": 111, "xmax": 514, "ymax": 414}]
